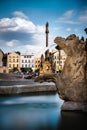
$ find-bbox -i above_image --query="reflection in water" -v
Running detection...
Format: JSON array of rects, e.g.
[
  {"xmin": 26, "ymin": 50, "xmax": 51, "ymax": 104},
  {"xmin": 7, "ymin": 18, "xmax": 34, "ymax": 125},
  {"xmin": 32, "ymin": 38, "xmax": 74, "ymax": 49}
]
[{"xmin": 0, "ymin": 94, "xmax": 87, "ymax": 130}]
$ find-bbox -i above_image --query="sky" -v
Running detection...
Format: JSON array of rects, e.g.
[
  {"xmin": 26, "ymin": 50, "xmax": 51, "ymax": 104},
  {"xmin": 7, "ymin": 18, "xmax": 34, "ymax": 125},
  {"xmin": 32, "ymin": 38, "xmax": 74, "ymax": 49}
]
[{"xmin": 0, "ymin": 0, "xmax": 87, "ymax": 54}]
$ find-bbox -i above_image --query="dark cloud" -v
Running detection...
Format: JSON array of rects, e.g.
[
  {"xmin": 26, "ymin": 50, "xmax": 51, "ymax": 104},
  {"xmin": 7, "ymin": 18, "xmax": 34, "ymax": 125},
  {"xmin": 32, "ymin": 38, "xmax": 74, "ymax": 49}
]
[{"xmin": 0, "ymin": 31, "xmax": 33, "ymax": 42}]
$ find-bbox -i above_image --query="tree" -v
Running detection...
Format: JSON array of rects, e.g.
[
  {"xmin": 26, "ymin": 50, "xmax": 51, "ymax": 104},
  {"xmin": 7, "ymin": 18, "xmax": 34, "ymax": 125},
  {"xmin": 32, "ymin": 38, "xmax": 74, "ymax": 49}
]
[
  {"xmin": 84, "ymin": 28, "xmax": 87, "ymax": 34},
  {"xmin": 13, "ymin": 67, "xmax": 19, "ymax": 72},
  {"xmin": 15, "ymin": 51, "xmax": 20, "ymax": 55}
]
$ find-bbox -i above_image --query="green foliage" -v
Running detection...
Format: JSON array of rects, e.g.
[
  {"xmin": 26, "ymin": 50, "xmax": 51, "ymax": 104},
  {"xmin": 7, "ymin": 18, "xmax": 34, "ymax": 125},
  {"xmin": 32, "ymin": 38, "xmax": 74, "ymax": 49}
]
[
  {"xmin": 13, "ymin": 67, "xmax": 19, "ymax": 72},
  {"xmin": 15, "ymin": 51, "xmax": 20, "ymax": 55},
  {"xmin": 21, "ymin": 67, "xmax": 33, "ymax": 73},
  {"xmin": 58, "ymin": 70, "xmax": 62, "ymax": 73}
]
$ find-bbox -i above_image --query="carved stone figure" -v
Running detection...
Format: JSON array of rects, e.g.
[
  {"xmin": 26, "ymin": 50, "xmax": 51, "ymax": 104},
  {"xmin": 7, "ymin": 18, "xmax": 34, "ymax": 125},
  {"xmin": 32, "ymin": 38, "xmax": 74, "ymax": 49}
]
[{"xmin": 35, "ymin": 34, "xmax": 87, "ymax": 111}]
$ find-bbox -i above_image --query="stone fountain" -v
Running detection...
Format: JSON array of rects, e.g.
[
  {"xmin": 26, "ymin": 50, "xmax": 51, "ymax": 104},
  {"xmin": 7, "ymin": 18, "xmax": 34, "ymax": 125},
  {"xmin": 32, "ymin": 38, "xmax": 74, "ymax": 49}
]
[{"xmin": 35, "ymin": 34, "xmax": 87, "ymax": 112}]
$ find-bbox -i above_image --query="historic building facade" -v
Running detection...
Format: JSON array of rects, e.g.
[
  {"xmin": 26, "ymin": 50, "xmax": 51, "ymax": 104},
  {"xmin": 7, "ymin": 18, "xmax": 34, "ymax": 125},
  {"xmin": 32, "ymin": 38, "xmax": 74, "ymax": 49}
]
[
  {"xmin": 20, "ymin": 53, "xmax": 35, "ymax": 71},
  {"xmin": 35, "ymin": 57, "xmax": 41, "ymax": 71},
  {"xmin": 52, "ymin": 49, "xmax": 67, "ymax": 72},
  {"xmin": 7, "ymin": 52, "xmax": 20, "ymax": 72}
]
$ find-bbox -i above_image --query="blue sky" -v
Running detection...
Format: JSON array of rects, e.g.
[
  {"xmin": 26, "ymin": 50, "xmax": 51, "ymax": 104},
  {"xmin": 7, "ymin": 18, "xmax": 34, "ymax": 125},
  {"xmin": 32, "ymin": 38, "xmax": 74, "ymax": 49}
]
[{"xmin": 0, "ymin": 0, "xmax": 87, "ymax": 54}]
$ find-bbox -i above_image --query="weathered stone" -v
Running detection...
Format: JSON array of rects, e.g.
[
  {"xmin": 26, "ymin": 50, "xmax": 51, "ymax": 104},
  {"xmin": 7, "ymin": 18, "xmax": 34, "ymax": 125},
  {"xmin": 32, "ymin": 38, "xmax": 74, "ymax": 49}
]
[
  {"xmin": 61, "ymin": 101, "xmax": 87, "ymax": 112},
  {"xmin": 0, "ymin": 83, "xmax": 56, "ymax": 95},
  {"xmin": 54, "ymin": 34, "xmax": 87, "ymax": 102},
  {"xmin": 35, "ymin": 34, "xmax": 87, "ymax": 111}
]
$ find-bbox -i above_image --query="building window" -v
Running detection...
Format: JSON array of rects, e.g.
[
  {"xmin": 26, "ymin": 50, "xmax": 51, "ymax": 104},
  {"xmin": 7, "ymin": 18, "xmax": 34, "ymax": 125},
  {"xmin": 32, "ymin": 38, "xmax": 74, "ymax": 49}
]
[
  {"xmin": 28, "ymin": 55, "xmax": 31, "ymax": 58},
  {"xmin": 9, "ymin": 64, "xmax": 11, "ymax": 67},
  {"xmin": 9, "ymin": 59, "xmax": 11, "ymax": 62},
  {"xmin": 17, "ymin": 59, "xmax": 18, "ymax": 62},
  {"xmin": 22, "ymin": 64, "xmax": 24, "ymax": 68},
  {"xmin": 22, "ymin": 60, "xmax": 24, "ymax": 63},
  {"xmin": 38, "ymin": 65, "xmax": 40, "ymax": 67},
  {"xmin": 13, "ymin": 59, "xmax": 15, "ymax": 62},
  {"xmin": 25, "ymin": 64, "xmax": 27, "ymax": 67},
  {"xmin": 17, "ymin": 64, "xmax": 18, "ymax": 67},
  {"xmin": 28, "ymin": 60, "xmax": 30, "ymax": 63},
  {"xmin": 25, "ymin": 60, "xmax": 27, "ymax": 63},
  {"xmin": 13, "ymin": 64, "xmax": 15, "ymax": 68},
  {"xmin": 60, "ymin": 56, "xmax": 62, "ymax": 59}
]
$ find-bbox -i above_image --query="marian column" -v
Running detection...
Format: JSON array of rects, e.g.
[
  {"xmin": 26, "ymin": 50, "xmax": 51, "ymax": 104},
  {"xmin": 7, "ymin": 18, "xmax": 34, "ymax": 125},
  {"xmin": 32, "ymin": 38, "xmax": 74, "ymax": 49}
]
[{"xmin": 45, "ymin": 22, "xmax": 49, "ymax": 47}]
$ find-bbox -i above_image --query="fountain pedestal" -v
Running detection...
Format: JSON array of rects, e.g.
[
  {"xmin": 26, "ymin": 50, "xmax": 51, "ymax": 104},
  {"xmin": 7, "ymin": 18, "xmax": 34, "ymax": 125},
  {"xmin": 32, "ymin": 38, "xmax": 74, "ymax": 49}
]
[{"xmin": 35, "ymin": 34, "xmax": 87, "ymax": 112}]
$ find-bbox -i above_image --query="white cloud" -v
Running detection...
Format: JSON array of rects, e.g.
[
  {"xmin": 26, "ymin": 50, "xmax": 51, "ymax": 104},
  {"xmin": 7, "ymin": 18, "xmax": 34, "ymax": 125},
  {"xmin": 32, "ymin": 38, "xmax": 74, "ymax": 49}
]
[
  {"xmin": 32, "ymin": 33, "xmax": 45, "ymax": 44},
  {"xmin": 66, "ymin": 28, "xmax": 71, "ymax": 32},
  {"xmin": 0, "ymin": 11, "xmax": 55, "ymax": 54},
  {"xmin": 57, "ymin": 9, "xmax": 87, "ymax": 25},
  {"xmin": 74, "ymin": 28, "xmax": 78, "ymax": 32},
  {"xmin": 0, "ymin": 11, "xmax": 44, "ymax": 34},
  {"xmin": 63, "ymin": 10, "xmax": 74, "ymax": 18},
  {"xmin": 57, "ymin": 10, "xmax": 80, "ymax": 24},
  {"xmin": 16, "ymin": 44, "xmax": 44, "ymax": 55},
  {"xmin": 12, "ymin": 11, "xmax": 28, "ymax": 19},
  {"xmin": 36, "ymin": 25, "xmax": 45, "ymax": 34},
  {"xmin": 6, "ymin": 40, "xmax": 20, "ymax": 47},
  {"xmin": 0, "ymin": 18, "xmax": 16, "ymax": 28},
  {"xmin": 78, "ymin": 10, "xmax": 87, "ymax": 23},
  {"xmin": 0, "ymin": 17, "xmax": 36, "ymax": 33}
]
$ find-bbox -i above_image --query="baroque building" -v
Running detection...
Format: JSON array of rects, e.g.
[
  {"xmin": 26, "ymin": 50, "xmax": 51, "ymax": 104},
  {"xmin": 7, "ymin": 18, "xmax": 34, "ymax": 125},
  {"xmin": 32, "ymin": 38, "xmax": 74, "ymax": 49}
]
[
  {"xmin": 35, "ymin": 57, "xmax": 41, "ymax": 71},
  {"xmin": 52, "ymin": 49, "xmax": 67, "ymax": 72},
  {"xmin": 7, "ymin": 52, "xmax": 20, "ymax": 72},
  {"xmin": 20, "ymin": 53, "xmax": 35, "ymax": 71}
]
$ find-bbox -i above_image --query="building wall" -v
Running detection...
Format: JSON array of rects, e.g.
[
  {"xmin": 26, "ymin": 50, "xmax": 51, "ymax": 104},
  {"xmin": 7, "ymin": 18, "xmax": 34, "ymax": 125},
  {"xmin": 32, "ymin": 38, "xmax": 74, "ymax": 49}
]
[
  {"xmin": 20, "ymin": 53, "xmax": 35, "ymax": 71},
  {"xmin": 0, "ymin": 67, "xmax": 9, "ymax": 73},
  {"xmin": 0, "ymin": 49, "xmax": 4, "ymax": 67},
  {"xmin": 35, "ymin": 57, "xmax": 41, "ymax": 71},
  {"xmin": 7, "ymin": 52, "xmax": 20, "ymax": 71},
  {"xmin": 53, "ymin": 49, "xmax": 67, "ymax": 72}
]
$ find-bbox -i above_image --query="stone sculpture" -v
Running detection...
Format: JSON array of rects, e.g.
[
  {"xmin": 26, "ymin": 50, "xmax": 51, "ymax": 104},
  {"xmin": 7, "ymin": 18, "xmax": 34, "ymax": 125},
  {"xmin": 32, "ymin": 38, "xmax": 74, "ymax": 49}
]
[{"xmin": 35, "ymin": 34, "xmax": 87, "ymax": 112}]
